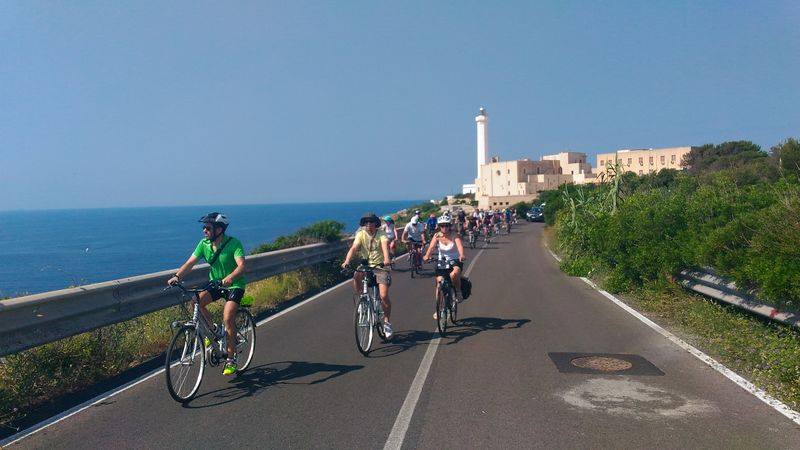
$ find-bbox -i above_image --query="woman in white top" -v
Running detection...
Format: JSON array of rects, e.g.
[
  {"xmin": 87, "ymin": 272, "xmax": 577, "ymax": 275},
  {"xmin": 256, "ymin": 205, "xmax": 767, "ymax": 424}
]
[
  {"xmin": 423, "ymin": 215, "xmax": 466, "ymax": 319},
  {"xmin": 383, "ymin": 215, "xmax": 398, "ymax": 263}
]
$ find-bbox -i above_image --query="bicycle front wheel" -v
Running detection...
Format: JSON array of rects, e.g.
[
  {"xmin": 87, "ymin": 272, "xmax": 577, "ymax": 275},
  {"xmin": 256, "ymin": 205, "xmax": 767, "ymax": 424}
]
[
  {"xmin": 354, "ymin": 297, "xmax": 374, "ymax": 355},
  {"xmin": 436, "ymin": 285, "xmax": 448, "ymax": 337},
  {"xmin": 449, "ymin": 288, "xmax": 459, "ymax": 325},
  {"xmin": 165, "ymin": 325, "xmax": 205, "ymax": 403},
  {"xmin": 234, "ymin": 309, "xmax": 256, "ymax": 372}
]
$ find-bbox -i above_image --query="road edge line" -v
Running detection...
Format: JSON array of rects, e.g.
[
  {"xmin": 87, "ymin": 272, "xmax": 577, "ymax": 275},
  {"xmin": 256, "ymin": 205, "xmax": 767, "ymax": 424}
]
[
  {"xmin": 1, "ymin": 276, "xmax": 355, "ymax": 448},
  {"xmin": 384, "ymin": 245, "xmax": 485, "ymax": 449},
  {"xmin": 576, "ymin": 275, "xmax": 800, "ymax": 426}
]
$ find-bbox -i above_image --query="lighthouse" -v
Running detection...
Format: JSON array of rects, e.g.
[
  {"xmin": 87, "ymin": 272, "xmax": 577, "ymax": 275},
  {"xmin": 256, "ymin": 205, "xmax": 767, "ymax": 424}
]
[
  {"xmin": 475, "ymin": 107, "xmax": 488, "ymax": 180},
  {"xmin": 461, "ymin": 107, "xmax": 488, "ymax": 195}
]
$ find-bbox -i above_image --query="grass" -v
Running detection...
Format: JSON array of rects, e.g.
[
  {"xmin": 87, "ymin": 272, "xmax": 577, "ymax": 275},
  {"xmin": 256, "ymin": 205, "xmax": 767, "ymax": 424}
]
[
  {"xmin": 545, "ymin": 227, "xmax": 800, "ymax": 410},
  {"xmin": 0, "ymin": 260, "xmax": 345, "ymax": 432}
]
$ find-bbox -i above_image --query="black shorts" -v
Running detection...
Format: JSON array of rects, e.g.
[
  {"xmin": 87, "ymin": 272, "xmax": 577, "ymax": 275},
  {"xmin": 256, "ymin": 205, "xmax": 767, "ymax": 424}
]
[
  {"xmin": 435, "ymin": 260, "xmax": 463, "ymax": 276},
  {"xmin": 208, "ymin": 286, "xmax": 245, "ymax": 303}
]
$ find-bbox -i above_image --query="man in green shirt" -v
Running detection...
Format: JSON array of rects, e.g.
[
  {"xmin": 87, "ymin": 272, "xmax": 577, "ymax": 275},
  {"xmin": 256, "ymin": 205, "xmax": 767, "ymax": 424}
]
[
  {"xmin": 168, "ymin": 212, "xmax": 246, "ymax": 376},
  {"xmin": 342, "ymin": 212, "xmax": 394, "ymax": 339}
]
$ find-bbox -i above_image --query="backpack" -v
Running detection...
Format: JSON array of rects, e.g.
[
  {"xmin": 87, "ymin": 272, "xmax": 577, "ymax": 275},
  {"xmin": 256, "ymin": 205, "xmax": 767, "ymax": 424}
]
[{"xmin": 460, "ymin": 277, "xmax": 472, "ymax": 300}]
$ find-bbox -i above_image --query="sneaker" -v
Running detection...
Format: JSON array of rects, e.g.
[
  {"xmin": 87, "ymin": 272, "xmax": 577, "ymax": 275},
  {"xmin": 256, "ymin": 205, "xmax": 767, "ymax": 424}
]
[
  {"xmin": 223, "ymin": 359, "xmax": 238, "ymax": 376},
  {"xmin": 383, "ymin": 322, "xmax": 393, "ymax": 340}
]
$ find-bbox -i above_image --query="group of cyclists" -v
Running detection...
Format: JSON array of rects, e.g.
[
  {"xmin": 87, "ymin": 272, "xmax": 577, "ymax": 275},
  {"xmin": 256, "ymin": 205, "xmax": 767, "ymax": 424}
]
[{"xmin": 167, "ymin": 206, "xmax": 518, "ymax": 376}]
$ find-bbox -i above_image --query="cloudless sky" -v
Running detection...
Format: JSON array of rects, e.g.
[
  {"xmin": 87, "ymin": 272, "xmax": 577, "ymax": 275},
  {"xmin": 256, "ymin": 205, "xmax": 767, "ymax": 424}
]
[{"xmin": 2, "ymin": 1, "xmax": 798, "ymax": 210}]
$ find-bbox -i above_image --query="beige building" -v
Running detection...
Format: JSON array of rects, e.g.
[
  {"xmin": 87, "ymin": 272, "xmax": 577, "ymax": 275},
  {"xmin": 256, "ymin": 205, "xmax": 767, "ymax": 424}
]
[
  {"xmin": 476, "ymin": 152, "xmax": 597, "ymax": 209},
  {"xmin": 595, "ymin": 146, "xmax": 695, "ymax": 178}
]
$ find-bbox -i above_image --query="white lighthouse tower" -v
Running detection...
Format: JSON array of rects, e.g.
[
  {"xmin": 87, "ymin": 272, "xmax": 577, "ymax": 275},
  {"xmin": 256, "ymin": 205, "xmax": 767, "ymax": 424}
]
[
  {"xmin": 475, "ymin": 107, "xmax": 488, "ymax": 180},
  {"xmin": 461, "ymin": 107, "xmax": 487, "ymax": 195}
]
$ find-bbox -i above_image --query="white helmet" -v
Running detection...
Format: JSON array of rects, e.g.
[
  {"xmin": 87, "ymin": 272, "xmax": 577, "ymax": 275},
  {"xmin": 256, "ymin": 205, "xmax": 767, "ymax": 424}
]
[
  {"xmin": 437, "ymin": 215, "xmax": 452, "ymax": 225},
  {"xmin": 410, "ymin": 216, "xmax": 419, "ymax": 225}
]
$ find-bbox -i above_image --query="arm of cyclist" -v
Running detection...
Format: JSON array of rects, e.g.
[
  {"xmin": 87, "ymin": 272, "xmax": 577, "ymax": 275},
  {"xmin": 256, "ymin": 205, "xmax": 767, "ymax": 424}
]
[
  {"xmin": 423, "ymin": 234, "xmax": 438, "ymax": 262},
  {"xmin": 167, "ymin": 255, "xmax": 199, "ymax": 285},
  {"xmin": 341, "ymin": 239, "xmax": 361, "ymax": 269},
  {"xmin": 455, "ymin": 235, "xmax": 466, "ymax": 262},
  {"xmin": 381, "ymin": 236, "xmax": 391, "ymax": 268},
  {"xmin": 401, "ymin": 228, "xmax": 409, "ymax": 243},
  {"xmin": 221, "ymin": 255, "xmax": 245, "ymax": 287}
]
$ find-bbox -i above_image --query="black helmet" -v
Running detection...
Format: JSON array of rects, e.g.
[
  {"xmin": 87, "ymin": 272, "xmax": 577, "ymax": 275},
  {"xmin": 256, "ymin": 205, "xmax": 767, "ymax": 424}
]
[
  {"xmin": 359, "ymin": 212, "xmax": 381, "ymax": 226},
  {"xmin": 199, "ymin": 212, "xmax": 229, "ymax": 230}
]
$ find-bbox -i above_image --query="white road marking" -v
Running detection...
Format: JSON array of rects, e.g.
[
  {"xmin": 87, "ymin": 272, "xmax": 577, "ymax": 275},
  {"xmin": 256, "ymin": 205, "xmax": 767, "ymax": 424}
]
[
  {"xmin": 577, "ymin": 277, "xmax": 800, "ymax": 426},
  {"xmin": 384, "ymin": 245, "xmax": 485, "ymax": 450}
]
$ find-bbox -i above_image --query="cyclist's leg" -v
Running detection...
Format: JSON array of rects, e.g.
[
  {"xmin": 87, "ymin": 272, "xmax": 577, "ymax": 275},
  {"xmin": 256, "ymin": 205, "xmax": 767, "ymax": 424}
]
[
  {"xmin": 352, "ymin": 271, "xmax": 365, "ymax": 293},
  {"xmin": 198, "ymin": 290, "xmax": 215, "ymax": 327},
  {"xmin": 222, "ymin": 299, "xmax": 239, "ymax": 358},
  {"xmin": 450, "ymin": 266, "xmax": 462, "ymax": 299},
  {"xmin": 375, "ymin": 270, "xmax": 392, "ymax": 322}
]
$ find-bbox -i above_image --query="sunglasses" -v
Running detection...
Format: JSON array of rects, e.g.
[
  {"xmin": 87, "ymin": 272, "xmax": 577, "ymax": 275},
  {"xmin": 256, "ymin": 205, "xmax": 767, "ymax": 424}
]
[{"xmin": 203, "ymin": 225, "xmax": 214, "ymax": 231}]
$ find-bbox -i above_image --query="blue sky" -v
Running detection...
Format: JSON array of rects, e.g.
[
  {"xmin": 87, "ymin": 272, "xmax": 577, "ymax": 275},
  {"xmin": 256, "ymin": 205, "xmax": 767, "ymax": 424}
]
[{"xmin": 1, "ymin": 1, "xmax": 798, "ymax": 210}]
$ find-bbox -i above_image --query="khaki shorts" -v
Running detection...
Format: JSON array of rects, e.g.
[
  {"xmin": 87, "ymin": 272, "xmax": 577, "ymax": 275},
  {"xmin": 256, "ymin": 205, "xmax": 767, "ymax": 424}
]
[{"xmin": 374, "ymin": 268, "xmax": 392, "ymax": 286}]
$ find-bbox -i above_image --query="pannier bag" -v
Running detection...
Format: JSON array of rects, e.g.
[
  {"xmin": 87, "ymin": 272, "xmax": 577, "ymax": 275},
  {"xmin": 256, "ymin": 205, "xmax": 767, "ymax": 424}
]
[{"xmin": 460, "ymin": 277, "xmax": 472, "ymax": 300}]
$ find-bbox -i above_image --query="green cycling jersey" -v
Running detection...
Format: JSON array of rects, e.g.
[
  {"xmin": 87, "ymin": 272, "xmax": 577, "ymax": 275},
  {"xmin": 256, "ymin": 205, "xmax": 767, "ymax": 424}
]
[{"xmin": 192, "ymin": 235, "xmax": 246, "ymax": 290}]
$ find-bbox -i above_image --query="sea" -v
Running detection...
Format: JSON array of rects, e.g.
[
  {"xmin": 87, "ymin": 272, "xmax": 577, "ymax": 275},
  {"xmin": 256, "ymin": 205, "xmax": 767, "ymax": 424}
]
[{"xmin": 0, "ymin": 201, "xmax": 419, "ymax": 298}]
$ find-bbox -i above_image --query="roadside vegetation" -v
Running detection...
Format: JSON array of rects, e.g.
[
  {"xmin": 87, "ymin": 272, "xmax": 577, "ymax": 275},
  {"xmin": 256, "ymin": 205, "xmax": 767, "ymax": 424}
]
[
  {"xmin": 0, "ymin": 220, "xmax": 353, "ymax": 435},
  {"xmin": 542, "ymin": 138, "xmax": 800, "ymax": 408}
]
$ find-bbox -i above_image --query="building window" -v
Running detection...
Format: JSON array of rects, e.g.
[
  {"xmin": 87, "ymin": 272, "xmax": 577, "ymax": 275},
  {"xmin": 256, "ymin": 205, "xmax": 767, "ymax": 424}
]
[
  {"xmin": 558, "ymin": 167, "xmax": 563, "ymax": 174},
  {"xmin": 496, "ymin": 170, "xmax": 501, "ymax": 176},
  {"xmin": 671, "ymin": 154, "xmax": 676, "ymax": 163},
  {"xmin": 507, "ymin": 169, "xmax": 510, "ymax": 174},
  {"xmin": 627, "ymin": 158, "xmax": 632, "ymax": 165},
  {"xmin": 649, "ymin": 156, "xmax": 653, "ymax": 165},
  {"xmin": 571, "ymin": 170, "xmax": 574, "ymax": 175},
  {"xmin": 639, "ymin": 157, "xmax": 643, "ymax": 166},
  {"xmin": 600, "ymin": 160, "xmax": 604, "ymax": 166},
  {"xmin": 507, "ymin": 181, "xmax": 510, "ymax": 186},
  {"xmin": 660, "ymin": 155, "xmax": 665, "ymax": 164},
  {"xmin": 537, "ymin": 167, "xmax": 540, "ymax": 174},
  {"xmin": 638, "ymin": 170, "xmax": 643, "ymax": 175}
]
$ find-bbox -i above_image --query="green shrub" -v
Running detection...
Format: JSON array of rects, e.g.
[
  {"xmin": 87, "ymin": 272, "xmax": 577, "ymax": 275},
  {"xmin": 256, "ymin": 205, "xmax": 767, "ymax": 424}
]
[{"xmin": 252, "ymin": 220, "xmax": 344, "ymax": 254}]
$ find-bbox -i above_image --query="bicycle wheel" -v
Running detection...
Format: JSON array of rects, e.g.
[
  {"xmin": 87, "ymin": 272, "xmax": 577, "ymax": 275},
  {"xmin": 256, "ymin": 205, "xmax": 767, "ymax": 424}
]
[
  {"xmin": 165, "ymin": 325, "xmax": 205, "ymax": 403},
  {"xmin": 354, "ymin": 296, "xmax": 373, "ymax": 355},
  {"xmin": 449, "ymin": 287, "xmax": 459, "ymax": 325},
  {"xmin": 436, "ymin": 284, "xmax": 448, "ymax": 337},
  {"xmin": 410, "ymin": 253, "xmax": 416, "ymax": 278},
  {"xmin": 234, "ymin": 309, "xmax": 256, "ymax": 372}
]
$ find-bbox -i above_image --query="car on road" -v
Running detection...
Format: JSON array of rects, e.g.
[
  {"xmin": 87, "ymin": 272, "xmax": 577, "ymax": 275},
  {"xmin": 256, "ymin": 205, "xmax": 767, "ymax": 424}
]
[{"xmin": 526, "ymin": 207, "xmax": 544, "ymax": 222}]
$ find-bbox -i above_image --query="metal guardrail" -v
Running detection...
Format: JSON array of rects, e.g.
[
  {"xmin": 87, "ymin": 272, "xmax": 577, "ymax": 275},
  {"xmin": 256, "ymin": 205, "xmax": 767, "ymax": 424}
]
[
  {"xmin": 677, "ymin": 268, "xmax": 800, "ymax": 329},
  {"xmin": 0, "ymin": 239, "xmax": 351, "ymax": 357}
]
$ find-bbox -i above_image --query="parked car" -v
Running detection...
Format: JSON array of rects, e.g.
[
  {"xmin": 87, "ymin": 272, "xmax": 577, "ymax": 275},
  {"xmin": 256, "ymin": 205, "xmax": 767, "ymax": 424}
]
[{"xmin": 526, "ymin": 207, "xmax": 544, "ymax": 222}]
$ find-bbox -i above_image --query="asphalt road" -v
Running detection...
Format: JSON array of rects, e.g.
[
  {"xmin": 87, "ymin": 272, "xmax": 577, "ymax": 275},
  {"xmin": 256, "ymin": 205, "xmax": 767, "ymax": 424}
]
[{"xmin": 12, "ymin": 222, "xmax": 800, "ymax": 449}]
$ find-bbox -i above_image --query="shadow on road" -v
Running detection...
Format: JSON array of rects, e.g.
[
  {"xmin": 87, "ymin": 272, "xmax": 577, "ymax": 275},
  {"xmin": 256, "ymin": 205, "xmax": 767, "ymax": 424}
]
[
  {"xmin": 366, "ymin": 330, "xmax": 438, "ymax": 358},
  {"xmin": 443, "ymin": 316, "xmax": 530, "ymax": 345},
  {"xmin": 366, "ymin": 316, "xmax": 530, "ymax": 356},
  {"xmin": 184, "ymin": 360, "xmax": 363, "ymax": 409}
]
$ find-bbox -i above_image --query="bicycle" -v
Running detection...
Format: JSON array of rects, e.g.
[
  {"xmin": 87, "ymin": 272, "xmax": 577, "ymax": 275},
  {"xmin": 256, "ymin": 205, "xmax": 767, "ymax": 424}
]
[
  {"xmin": 467, "ymin": 228, "xmax": 477, "ymax": 249},
  {"xmin": 432, "ymin": 255, "xmax": 459, "ymax": 336},
  {"xmin": 345, "ymin": 260, "xmax": 388, "ymax": 355},
  {"xmin": 407, "ymin": 240, "xmax": 425, "ymax": 278},
  {"xmin": 163, "ymin": 281, "xmax": 256, "ymax": 402}
]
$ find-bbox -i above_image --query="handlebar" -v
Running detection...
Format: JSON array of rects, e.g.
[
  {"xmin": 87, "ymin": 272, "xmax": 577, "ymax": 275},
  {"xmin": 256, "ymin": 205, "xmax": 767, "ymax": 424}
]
[{"xmin": 164, "ymin": 279, "xmax": 226, "ymax": 294}]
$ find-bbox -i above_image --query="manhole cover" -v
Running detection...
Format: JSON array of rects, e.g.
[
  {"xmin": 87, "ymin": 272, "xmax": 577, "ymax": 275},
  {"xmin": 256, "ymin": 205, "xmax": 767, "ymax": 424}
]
[
  {"xmin": 548, "ymin": 352, "xmax": 664, "ymax": 375},
  {"xmin": 571, "ymin": 356, "xmax": 633, "ymax": 372}
]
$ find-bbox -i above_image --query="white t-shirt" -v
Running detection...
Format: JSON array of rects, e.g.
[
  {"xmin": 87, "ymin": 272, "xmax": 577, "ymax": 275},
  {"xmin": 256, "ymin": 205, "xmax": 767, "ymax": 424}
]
[{"xmin": 403, "ymin": 222, "xmax": 424, "ymax": 241}]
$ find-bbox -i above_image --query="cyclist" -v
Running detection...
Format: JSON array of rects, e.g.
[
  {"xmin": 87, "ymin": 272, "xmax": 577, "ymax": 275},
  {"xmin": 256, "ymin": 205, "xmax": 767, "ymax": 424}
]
[
  {"xmin": 342, "ymin": 212, "xmax": 394, "ymax": 339},
  {"xmin": 425, "ymin": 213, "xmax": 438, "ymax": 240},
  {"xmin": 402, "ymin": 215, "xmax": 427, "ymax": 268},
  {"xmin": 383, "ymin": 215, "xmax": 398, "ymax": 264},
  {"xmin": 456, "ymin": 209, "xmax": 467, "ymax": 235},
  {"xmin": 423, "ymin": 215, "xmax": 466, "ymax": 319},
  {"xmin": 504, "ymin": 208, "xmax": 513, "ymax": 232},
  {"xmin": 167, "ymin": 212, "xmax": 246, "ymax": 376}
]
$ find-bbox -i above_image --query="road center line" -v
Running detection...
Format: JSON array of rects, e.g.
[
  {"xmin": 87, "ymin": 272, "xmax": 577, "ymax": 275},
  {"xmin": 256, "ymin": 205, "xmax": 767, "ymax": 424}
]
[{"xmin": 384, "ymin": 245, "xmax": 485, "ymax": 450}]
